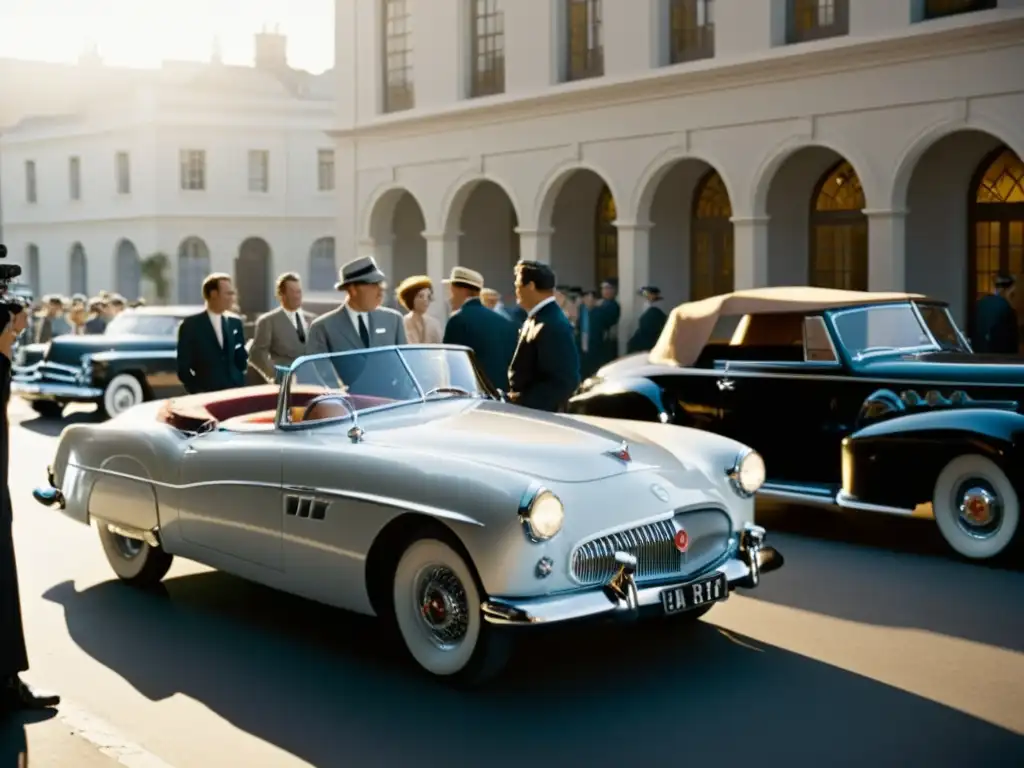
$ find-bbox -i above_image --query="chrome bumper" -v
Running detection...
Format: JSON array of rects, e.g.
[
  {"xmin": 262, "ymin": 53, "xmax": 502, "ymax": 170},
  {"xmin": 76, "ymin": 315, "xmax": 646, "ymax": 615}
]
[
  {"xmin": 12, "ymin": 378, "xmax": 102, "ymax": 400},
  {"xmin": 482, "ymin": 525, "xmax": 783, "ymax": 626}
]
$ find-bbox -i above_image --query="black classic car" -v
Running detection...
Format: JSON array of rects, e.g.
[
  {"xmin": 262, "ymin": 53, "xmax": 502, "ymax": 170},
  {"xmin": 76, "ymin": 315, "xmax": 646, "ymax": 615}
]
[
  {"xmin": 569, "ymin": 286, "xmax": 1024, "ymax": 560},
  {"xmin": 12, "ymin": 305, "xmax": 202, "ymax": 419}
]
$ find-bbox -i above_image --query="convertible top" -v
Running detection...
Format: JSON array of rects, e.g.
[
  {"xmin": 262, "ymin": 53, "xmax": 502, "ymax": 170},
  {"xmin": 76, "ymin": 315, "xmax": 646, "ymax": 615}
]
[{"xmin": 648, "ymin": 286, "xmax": 928, "ymax": 368}]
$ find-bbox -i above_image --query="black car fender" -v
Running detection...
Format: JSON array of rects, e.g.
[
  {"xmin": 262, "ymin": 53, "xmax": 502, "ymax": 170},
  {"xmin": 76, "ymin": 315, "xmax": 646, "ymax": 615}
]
[
  {"xmin": 568, "ymin": 376, "xmax": 670, "ymax": 422},
  {"xmin": 843, "ymin": 407, "xmax": 1024, "ymax": 510}
]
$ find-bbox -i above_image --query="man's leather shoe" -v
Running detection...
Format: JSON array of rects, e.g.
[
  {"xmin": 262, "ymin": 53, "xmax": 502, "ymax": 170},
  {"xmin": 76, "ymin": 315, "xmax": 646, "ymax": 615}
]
[{"xmin": 1, "ymin": 677, "xmax": 60, "ymax": 711}]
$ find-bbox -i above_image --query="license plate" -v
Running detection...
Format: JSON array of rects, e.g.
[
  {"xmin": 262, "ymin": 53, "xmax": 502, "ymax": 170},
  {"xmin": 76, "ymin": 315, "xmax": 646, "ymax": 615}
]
[{"xmin": 660, "ymin": 572, "xmax": 728, "ymax": 615}]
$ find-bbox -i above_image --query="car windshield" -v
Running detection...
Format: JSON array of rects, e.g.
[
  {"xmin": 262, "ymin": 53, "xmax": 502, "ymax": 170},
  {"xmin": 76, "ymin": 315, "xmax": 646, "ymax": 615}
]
[
  {"xmin": 104, "ymin": 313, "xmax": 181, "ymax": 337},
  {"xmin": 281, "ymin": 345, "xmax": 494, "ymax": 425},
  {"xmin": 830, "ymin": 303, "xmax": 939, "ymax": 361},
  {"xmin": 915, "ymin": 302, "xmax": 970, "ymax": 352}
]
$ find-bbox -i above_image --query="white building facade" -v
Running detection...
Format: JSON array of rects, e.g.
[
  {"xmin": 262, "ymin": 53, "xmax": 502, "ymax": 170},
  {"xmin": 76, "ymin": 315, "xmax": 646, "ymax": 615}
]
[
  {"xmin": 1, "ymin": 39, "xmax": 339, "ymax": 318},
  {"xmin": 332, "ymin": 0, "xmax": 1024, "ymax": 347}
]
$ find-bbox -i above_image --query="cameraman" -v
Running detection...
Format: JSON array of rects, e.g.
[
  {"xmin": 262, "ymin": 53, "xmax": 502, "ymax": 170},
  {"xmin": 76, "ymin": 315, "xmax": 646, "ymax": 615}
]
[{"xmin": 0, "ymin": 297, "xmax": 60, "ymax": 713}]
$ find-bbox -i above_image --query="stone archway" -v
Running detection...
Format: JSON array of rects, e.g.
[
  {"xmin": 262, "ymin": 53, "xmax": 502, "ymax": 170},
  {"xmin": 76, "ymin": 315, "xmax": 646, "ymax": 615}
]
[
  {"xmin": 309, "ymin": 237, "xmax": 337, "ymax": 291},
  {"xmin": 69, "ymin": 243, "xmax": 88, "ymax": 295},
  {"xmin": 365, "ymin": 187, "xmax": 427, "ymax": 308},
  {"xmin": 177, "ymin": 237, "xmax": 211, "ymax": 303},
  {"xmin": 443, "ymin": 178, "xmax": 520, "ymax": 298},
  {"xmin": 114, "ymin": 239, "xmax": 141, "ymax": 300},
  {"xmin": 235, "ymin": 237, "xmax": 273, "ymax": 319},
  {"xmin": 763, "ymin": 146, "xmax": 867, "ymax": 288}
]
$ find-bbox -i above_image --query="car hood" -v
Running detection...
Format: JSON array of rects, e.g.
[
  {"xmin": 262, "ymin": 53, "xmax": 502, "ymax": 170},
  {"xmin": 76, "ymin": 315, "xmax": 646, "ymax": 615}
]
[
  {"xmin": 45, "ymin": 335, "xmax": 175, "ymax": 366},
  {"xmin": 368, "ymin": 400, "xmax": 686, "ymax": 483},
  {"xmin": 859, "ymin": 351, "xmax": 1024, "ymax": 385}
]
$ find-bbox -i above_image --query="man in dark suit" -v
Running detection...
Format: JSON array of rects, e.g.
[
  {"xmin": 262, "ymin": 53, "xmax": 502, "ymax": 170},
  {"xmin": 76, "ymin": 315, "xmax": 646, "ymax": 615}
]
[
  {"xmin": 628, "ymin": 286, "xmax": 669, "ymax": 353},
  {"xmin": 176, "ymin": 273, "xmax": 248, "ymax": 394},
  {"xmin": 442, "ymin": 266, "xmax": 518, "ymax": 391},
  {"xmin": 1, "ymin": 298, "xmax": 60, "ymax": 714},
  {"xmin": 507, "ymin": 261, "xmax": 581, "ymax": 412},
  {"xmin": 575, "ymin": 289, "xmax": 605, "ymax": 378},
  {"xmin": 972, "ymin": 273, "xmax": 1020, "ymax": 354}
]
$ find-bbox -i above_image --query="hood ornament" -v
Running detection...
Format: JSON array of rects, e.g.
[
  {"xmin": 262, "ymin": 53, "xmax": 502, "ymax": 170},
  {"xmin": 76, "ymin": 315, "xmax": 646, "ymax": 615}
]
[{"xmin": 605, "ymin": 441, "xmax": 631, "ymax": 463}]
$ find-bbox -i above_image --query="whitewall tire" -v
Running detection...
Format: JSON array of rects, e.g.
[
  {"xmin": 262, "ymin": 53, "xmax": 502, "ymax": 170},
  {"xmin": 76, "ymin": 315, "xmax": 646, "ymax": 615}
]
[
  {"xmin": 98, "ymin": 524, "xmax": 173, "ymax": 586},
  {"xmin": 932, "ymin": 454, "xmax": 1020, "ymax": 560},
  {"xmin": 392, "ymin": 537, "xmax": 509, "ymax": 684},
  {"xmin": 102, "ymin": 373, "xmax": 144, "ymax": 418}
]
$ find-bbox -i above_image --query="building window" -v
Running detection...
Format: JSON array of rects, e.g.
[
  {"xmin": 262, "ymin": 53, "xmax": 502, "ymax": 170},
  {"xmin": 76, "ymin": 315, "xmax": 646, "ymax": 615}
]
[
  {"xmin": 180, "ymin": 150, "xmax": 206, "ymax": 190},
  {"xmin": 26, "ymin": 244, "xmax": 40, "ymax": 296},
  {"xmin": 116, "ymin": 152, "xmax": 131, "ymax": 194},
  {"xmin": 691, "ymin": 170, "xmax": 734, "ymax": 301},
  {"xmin": 69, "ymin": 242, "xmax": 88, "ymax": 295},
  {"xmin": 922, "ymin": 0, "xmax": 996, "ymax": 20},
  {"xmin": 317, "ymin": 149, "xmax": 335, "ymax": 191},
  {"xmin": 309, "ymin": 237, "xmax": 337, "ymax": 290},
  {"xmin": 809, "ymin": 160, "xmax": 867, "ymax": 291},
  {"xmin": 382, "ymin": 0, "xmax": 414, "ymax": 113},
  {"xmin": 25, "ymin": 161, "xmax": 37, "ymax": 203},
  {"xmin": 178, "ymin": 236, "xmax": 211, "ymax": 303},
  {"xmin": 968, "ymin": 147, "xmax": 1024, "ymax": 345},
  {"xmin": 594, "ymin": 186, "xmax": 617, "ymax": 284},
  {"xmin": 69, "ymin": 156, "xmax": 81, "ymax": 200},
  {"xmin": 470, "ymin": 0, "xmax": 505, "ymax": 97},
  {"xmin": 248, "ymin": 149, "xmax": 270, "ymax": 193},
  {"xmin": 566, "ymin": 0, "xmax": 603, "ymax": 82},
  {"xmin": 669, "ymin": 0, "xmax": 714, "ymax": 64},
  {"xmin": 787, "ymin": 0, "xmax": 848, "ymax": 44}
]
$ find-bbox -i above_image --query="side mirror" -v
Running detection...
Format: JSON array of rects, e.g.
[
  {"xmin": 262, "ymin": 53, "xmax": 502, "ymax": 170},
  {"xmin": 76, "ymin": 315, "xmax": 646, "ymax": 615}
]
[{"xmin": 274, "ymin": 365, "xmax": 289, "ymax": 385}]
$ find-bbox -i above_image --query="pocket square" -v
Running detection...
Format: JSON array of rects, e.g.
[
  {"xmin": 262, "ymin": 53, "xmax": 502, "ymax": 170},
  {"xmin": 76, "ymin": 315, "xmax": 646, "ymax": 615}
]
[{"xmin": 375, "ymin": 327, "xmax": 386, "ymax": 334}]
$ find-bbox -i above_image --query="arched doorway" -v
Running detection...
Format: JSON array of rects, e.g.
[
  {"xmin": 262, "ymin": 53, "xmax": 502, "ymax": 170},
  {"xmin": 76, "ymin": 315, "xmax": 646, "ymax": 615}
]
[
  {"xmin": 445, "ymin": 180, "xmax": 520, "ymax": 295},
  {"xmin": 235, "ymin": 237, "xmax": 272, "ymax": 319},
  {"xmin": 115, "ymin": 239, "xmax": 141, "ymax": 300},
  {"xmin": 809, "ymin": 160, "xmax": 867, "ymax": 290},
  {"xmin": 309, "ymin": 237, "xmax": 336, "ymax": 291},
  {"xmin": 69, "ymin": 243, "xmax": 88, "ymax": 295},
  {"xmin": 595, "ymin": 185, "xmax": 617, "ymax": 285},
  {"xmin": 177, "ymin": 237, "xmax": 211, "ymax": 303},
  {"xmin": 690, "ymin": 170, "xmax": 734, "ymax": 300},
  {"xmin": 968, "ymin": 147, "xmax": 1024, "ymax": 336},
  {"xmin": 25, "ymin": 244, "xmax": 40, "ymax": 296}
]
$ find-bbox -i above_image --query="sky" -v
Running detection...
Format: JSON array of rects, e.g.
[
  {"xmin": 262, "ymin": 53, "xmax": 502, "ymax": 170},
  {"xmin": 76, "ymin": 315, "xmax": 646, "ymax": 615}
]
[{"xmin": 0, "ymin": 0, "xmax": 336, "ymax": 73}]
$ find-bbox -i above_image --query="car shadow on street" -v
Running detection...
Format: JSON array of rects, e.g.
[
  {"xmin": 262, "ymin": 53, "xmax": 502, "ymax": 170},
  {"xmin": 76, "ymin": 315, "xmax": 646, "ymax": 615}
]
[
  {"xmin": 752, "ymin": 503, "xmax": 1024, "ymax": 654},
  {"xmin": 43, "ymin": 575, "xmax": 1023, "ymax": 768},
  {"xmin": 17, "ymin": 410, "xmax": 101, "ymax": 438}
]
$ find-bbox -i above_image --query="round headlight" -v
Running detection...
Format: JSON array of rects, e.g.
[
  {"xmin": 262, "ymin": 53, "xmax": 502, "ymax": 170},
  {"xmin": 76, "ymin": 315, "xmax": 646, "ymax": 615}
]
[
  {"xmin": 730, "ymin": 450, "xmax": 766, "ymax": 497},
  {"xmin": 522, "ymin": 490, "xmax": 564, "ymax": 541}
]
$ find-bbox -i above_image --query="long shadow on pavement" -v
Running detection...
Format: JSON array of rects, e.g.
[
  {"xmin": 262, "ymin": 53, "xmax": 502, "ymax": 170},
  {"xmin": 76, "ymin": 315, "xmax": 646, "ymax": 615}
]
[
  {"xmin": 44, "ymin": 574, "xmax": 1024, "ymax": 768},
  {"xmin": 17, "ymin": 411, "xmax": 101, "ymax": 438},
  {"xmin": 0, "ymin": 709, "xmax": 55, "ymax": 768},
  {"xmin": 752, "ymin": 503, "xmax": 1024, "ymax": 654}
]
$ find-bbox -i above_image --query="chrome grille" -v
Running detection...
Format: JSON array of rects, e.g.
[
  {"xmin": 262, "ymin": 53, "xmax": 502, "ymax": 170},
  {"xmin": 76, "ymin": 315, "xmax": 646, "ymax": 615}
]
[
  {"xmin": 570, "ymin": 508, "xmax": 733, "ymax": 587},
  {"xmin": 39, "ymin": 362, "xmax": 80, "ymax": 383}
]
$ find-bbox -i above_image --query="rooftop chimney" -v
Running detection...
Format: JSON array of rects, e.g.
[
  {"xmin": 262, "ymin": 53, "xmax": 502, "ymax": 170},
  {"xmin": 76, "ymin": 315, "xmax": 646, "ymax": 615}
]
[{"xmin": 254, "ymin": 25, "xmax": 288, "ymax": 71}]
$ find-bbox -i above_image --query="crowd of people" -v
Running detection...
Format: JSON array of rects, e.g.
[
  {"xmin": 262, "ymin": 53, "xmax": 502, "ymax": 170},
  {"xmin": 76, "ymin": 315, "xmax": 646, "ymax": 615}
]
[{"xmin": 21, "ymin": 291, "xmax": 147, "ymax": 344}]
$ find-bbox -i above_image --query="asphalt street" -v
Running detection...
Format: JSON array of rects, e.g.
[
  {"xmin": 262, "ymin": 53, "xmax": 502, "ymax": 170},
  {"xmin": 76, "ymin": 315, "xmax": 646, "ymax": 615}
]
[{"xmin": 2, "ymin": 399, "xmax": 1024, "ymax": 768}]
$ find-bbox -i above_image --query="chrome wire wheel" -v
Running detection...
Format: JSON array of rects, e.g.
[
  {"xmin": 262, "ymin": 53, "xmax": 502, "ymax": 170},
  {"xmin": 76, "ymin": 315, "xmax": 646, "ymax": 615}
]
[
  {"xmin": 414, "ymin": 565, "xmax": 470, "ymax": 650},
  {"xmin": 933, "ymin": 454, "xmax": 1020, "ymax": 560}
]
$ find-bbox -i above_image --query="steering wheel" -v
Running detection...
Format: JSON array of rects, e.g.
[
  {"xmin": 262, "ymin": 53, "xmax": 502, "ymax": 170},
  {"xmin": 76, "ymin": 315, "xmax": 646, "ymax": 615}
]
[
  {"xmin": 423, "ymin": 386, "xmax": 473, "ymax": 398},
  {"xmin": 302, "ymin": 392, "xmax": 355, "ymax": 422}
]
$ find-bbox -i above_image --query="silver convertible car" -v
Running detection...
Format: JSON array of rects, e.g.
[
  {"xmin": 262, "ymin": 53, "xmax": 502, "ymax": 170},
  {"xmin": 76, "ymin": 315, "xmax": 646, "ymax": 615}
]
[{"xmin": 33, "ymin": 345, "xmax": 783, "ymax": 684}]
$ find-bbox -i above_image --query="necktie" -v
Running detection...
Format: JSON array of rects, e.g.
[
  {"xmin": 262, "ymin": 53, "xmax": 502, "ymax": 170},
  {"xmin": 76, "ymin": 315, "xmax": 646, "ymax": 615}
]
[
  {"xmin": 295, "ymin": 312, "xmax": 306, "ymax": 344},
  {"xmin": 358, "ymin": 314, "xmax": 370, "ymax": 347},
  {"xmin": 220, "ymin": 316, "xmax": 229, "ymax": 353}
]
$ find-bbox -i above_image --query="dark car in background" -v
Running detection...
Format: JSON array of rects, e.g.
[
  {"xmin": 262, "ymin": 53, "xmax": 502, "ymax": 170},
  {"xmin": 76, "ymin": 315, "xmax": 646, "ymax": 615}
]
[
  {"xmin": 568, "ymin": 286, "xmax": 1024, "ymax": 560},
  {"xmin": 12, "ymin": 305, "xmax": 202, "ymax": 419}
]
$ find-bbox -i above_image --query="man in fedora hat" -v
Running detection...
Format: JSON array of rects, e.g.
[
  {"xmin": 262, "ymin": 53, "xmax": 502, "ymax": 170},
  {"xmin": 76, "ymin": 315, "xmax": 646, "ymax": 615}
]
[
  {"xmin": 306, "ymin": 255, "xmax": 406, "ymax": 354},
  {"xmin": 442, "ymin": 266, "xmax": 517, "ymax": 391},
  {"xmin": 972, "ymin": 273, "xmax": 1020, "ymax": 354}
]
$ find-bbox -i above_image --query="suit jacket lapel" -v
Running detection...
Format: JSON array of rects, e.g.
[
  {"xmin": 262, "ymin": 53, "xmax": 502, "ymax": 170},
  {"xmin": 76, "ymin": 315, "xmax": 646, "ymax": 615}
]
[
  {"xmin": 334, "ymin": 302, "xmax": 362, "ymax": 349},
  {"xmin": 274, "ymin": 308, "xmax": 298, "ymax": 354}
]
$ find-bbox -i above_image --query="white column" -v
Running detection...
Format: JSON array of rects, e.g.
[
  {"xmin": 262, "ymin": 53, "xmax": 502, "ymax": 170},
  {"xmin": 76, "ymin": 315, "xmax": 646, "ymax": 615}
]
[
  {"xmin": 423, "ymin": 231, "xmax": 459, "ymax": 322},
  {"xmin": 865, "ymin": 210, "xmax": 907, "ymax": 292},
  {"xmin": 614, "ymin": 221, "xmax": 652, "ymax": 355},
  {"xmin": 515, "ymin": 228, "xmax": 553, "ymax": 265},
  {"xmin": 730, "ymin": 216, "xmax": 770, "ymax": 289}
]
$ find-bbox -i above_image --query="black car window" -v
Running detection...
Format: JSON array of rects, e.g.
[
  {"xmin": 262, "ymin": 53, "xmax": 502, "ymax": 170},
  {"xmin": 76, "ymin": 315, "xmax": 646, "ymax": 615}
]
[{"xmin": 916, "ymin": 303, "xmax": 969, "ymax": 351}]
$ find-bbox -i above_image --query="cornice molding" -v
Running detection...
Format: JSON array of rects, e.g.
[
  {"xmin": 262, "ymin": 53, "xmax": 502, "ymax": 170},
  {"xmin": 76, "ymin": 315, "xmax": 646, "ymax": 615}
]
[{"xmin": 329, "ymin": 16, "xmax": 1024, "ymax": 141}]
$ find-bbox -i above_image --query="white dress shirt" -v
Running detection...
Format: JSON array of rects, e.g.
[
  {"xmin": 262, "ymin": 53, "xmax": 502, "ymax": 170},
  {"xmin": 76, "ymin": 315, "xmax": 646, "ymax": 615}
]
[
  {"xmin": 207, "ymin": 310, "xmax": 224, "ymax": 347},
  {"xmin": 527, "ymin": 296, "xmax": 557, "ymax": 319},
  {"xmin": 344, "ymin": 304, "xmax": 370, "ymax": 338}
]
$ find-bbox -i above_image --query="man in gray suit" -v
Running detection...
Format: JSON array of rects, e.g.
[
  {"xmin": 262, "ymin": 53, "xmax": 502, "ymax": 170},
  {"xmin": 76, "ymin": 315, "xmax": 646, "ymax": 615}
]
[
  {"xmin": 306, "ymin": 255, "xmax": 407, "ymax": 354},
  {"xmin": 249, "ymin": 272, "xmax": 315, "ymax": 381}
]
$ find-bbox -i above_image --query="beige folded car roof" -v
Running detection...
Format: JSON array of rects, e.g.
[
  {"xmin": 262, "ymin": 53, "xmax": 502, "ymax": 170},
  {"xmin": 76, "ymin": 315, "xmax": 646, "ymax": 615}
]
[{"xmin": 649, "ymin": 286, "xmax": 928, "ymax": 368}]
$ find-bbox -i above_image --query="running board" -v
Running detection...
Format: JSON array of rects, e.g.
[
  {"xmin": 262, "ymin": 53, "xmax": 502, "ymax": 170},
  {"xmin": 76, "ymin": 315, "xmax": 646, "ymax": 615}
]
[{"xmin": 757, "ymin": 482, "xmax": 838, "ymax": 507}]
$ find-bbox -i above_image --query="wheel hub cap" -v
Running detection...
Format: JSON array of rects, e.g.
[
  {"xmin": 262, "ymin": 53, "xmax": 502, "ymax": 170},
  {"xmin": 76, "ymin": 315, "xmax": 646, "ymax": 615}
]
[
  {"xmin": 416, "ymin": 566, "xmax": 469, "ymax": 648},
  {"xmin": 113, "ymin": 388, "xmax": 136, "ymax": 412},
  {"xmin": 956, "ymin": 483, "xmax": 1002, "ymax": 538}
]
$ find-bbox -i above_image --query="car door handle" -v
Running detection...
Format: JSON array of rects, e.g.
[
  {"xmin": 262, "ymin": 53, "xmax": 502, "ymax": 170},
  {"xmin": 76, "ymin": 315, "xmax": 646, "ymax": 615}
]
[{"xmin": 717, "ymin": 378, "xmax": 735, "ymax": 392}]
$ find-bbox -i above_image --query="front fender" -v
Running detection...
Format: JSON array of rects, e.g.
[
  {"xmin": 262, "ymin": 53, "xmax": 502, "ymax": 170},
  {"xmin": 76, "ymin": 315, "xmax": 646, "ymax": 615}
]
[
  {"xmin": 843, "ymin": 408, "xmax": 1024, "ymax": 509},
  {"xmin": 568, "ymin": 377, "xmax": 668, "ymax": 422}
]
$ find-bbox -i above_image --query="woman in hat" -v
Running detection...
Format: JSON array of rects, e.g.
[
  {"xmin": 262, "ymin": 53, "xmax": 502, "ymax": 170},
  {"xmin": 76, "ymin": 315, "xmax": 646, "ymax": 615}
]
[{"xmin": 396, "ymin": 275, "xmax": 442, "ymax": 344}]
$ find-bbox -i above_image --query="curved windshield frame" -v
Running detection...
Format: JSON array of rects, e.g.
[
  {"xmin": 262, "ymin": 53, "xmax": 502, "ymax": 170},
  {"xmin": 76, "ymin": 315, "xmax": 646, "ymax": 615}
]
[
  {"xmin": 829, "ymin": 302, "xmax": 941, "ymax": 361},
  {"xmin": 104, "ymin": 313, "xmax": 182, "ymax": 337},
  {"xmin": 275, "ymin": 344, "xmax": 496, "ymax": 430}
]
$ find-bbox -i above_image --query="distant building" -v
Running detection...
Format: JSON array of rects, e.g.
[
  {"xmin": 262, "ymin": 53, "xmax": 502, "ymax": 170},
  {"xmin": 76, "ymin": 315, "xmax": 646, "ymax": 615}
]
[
  {"xmin": 332, "ymin": 0, "xmax": 1024, "ymax": 343},
  {"xmin": 1, "ymin": 29, "xmax": 338, "ymax": 317}
]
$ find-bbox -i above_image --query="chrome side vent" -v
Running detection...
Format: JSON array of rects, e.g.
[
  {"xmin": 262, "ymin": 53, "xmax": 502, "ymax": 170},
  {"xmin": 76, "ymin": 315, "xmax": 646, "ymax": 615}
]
[{"xmin": 285, "ymin": 495, "xmax": 328, "ymax": 521}]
